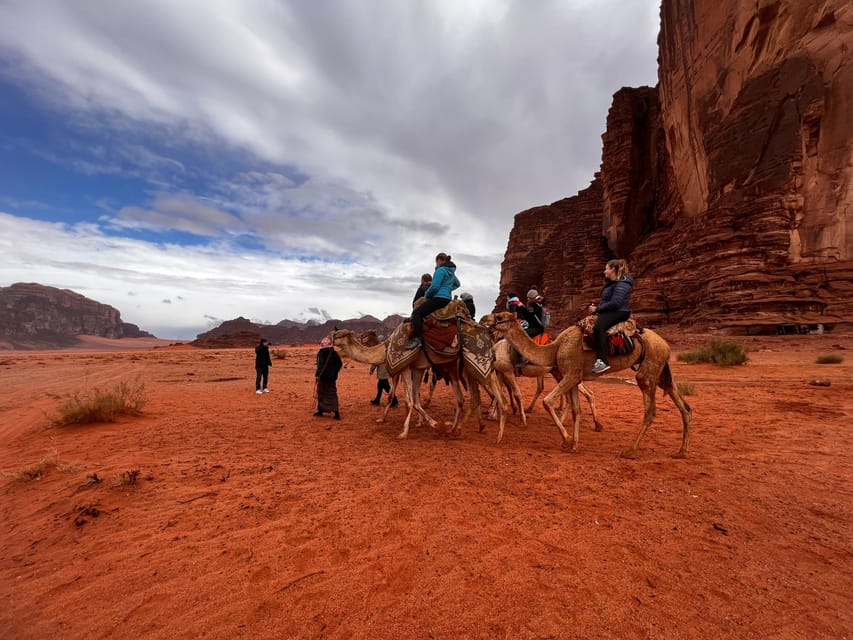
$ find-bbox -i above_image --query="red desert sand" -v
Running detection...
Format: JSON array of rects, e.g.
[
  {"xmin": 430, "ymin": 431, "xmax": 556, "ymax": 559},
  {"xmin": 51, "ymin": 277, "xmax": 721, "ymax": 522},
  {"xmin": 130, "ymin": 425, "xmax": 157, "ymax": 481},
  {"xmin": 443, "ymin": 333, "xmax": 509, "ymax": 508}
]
[{"xmin": 1, "ymin": 329, "xmax": 851, "ymax": 639}]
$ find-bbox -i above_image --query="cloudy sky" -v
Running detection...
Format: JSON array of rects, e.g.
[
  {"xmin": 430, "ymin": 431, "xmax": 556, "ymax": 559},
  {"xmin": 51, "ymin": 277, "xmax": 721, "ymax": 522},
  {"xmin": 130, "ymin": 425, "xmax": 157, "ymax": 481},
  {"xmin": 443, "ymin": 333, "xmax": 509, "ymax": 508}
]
[{"xmin": 0, "ymin": 0, "xmax": 660, "ymax": 339}]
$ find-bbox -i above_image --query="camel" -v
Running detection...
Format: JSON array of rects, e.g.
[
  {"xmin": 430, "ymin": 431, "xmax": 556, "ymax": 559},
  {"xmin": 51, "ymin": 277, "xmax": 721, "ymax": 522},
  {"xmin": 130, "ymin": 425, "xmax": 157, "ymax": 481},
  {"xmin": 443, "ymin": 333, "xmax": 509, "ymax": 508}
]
[
  {"xmin": 479, "ymin": 313, "xmax": 600, "ymax": 429},
  {"xmin": 491, "ymin": 311, "xmax": 692, "ymax": 457},
  {"xmin": 331, "ymin": 329, "xmax": 508, "ymax": 441}
]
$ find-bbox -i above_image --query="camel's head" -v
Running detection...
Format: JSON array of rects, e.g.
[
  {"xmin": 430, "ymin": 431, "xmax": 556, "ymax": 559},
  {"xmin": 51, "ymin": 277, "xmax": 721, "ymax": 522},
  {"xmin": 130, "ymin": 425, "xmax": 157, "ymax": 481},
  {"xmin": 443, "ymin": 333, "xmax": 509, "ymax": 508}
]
[
  {"xmin": 358, "ymin": 329, "xmax": 381, "ymax": 346},
  {"xmin": 331, "ymin": 329, "xmax": 355, "ymax": 347},
  {"xmin": 491, "ymin": 311, "xmax": 517, "ymax": 334},
  {"xmin": 478, "ymin": 313, "xmax": 495, "ymax": 327}
]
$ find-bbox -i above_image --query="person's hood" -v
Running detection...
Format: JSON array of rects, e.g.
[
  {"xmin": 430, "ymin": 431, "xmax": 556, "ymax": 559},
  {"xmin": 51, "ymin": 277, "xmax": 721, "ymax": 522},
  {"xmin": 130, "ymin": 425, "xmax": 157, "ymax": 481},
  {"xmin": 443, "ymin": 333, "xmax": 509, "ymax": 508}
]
[
  {"xmin": 605, "ymin": 274, "xmax": 634, "ymax": 286},
  {"xmin": 441, "ymin": 260, "xmax": 456, "ymax": 272}
]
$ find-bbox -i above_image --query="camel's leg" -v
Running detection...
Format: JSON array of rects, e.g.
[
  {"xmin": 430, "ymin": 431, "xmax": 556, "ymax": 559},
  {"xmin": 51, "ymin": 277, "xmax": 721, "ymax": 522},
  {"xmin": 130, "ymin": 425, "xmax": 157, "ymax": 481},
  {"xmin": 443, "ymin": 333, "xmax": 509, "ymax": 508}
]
[
  {"xmin": 524, "ymin": 375, "xmax": 545, "ymax": 414},
  {"xmin": 423, "ymin": 374, "xmax": 438, "ymax": 408},
  {"xmin": 568, "ymin": 386, "xmax": 582, "ymax": 451},
  {"xmin": 447, "ymin": 376, "xmax": 465, "ymax": 436},
  {"xmin": 541, "ymin": 378, "xmax": 578, "ymax": 449},
  {"xmin": 408, "ymin": 370, "xmax": 439, "ymax": 435},
  {"xmin": 621, "ymin": 373, "xmax": 658, "ymax": 458},
  {"xmin": 398, "ymin": 371, "xmax": 416, "ymax": 439},
  {"xmin": 505, "ymin": 372, "xmax": 527, "ymax": 426},
  {"xmin": 378, "ymin": 374, "xmax": 401, "ymax": 423},
  {"xmin": 487, "ymin": 373, "xmax": 508, "ymax": 444},
  {"xmin": 659, "ymin": 363, "xmax": 692, "ymax": 458},
  {"xmin": 578, "ymin": 382, "xmax": 602, "ymax": 431}
]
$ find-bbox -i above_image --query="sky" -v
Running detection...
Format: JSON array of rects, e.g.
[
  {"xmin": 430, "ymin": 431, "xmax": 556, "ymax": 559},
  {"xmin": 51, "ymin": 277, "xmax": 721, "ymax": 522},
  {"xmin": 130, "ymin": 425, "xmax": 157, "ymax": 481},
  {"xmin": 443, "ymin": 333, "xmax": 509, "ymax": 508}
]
[{"xmin": 0, "ymin": 0, "xmax": 660, "ymax": 339}]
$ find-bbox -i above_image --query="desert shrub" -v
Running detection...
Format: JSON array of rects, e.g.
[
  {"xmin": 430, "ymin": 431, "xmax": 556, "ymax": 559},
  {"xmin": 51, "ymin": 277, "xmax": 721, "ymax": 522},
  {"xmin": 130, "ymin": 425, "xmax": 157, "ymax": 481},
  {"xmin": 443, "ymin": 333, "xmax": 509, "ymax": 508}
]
[
  {"xmin": 9, "ymin": 455, "xmax": 59, "ymax": 481},
  {"xmin": 677, "ymin": 340, "xmax": 748, "ymax": 366},
  {"xmin": 815, "ymin": 354, "xmax": 843, "ymax": 364},
  {"xmin": 676, "ymin": 382, "xmax": 696, "ymax": 396},
  {"xmin": 271, "ymin": 349, "xmax": 287, "ymax": 360},
  {"xmin": 52, "ymin": 379, "xmax": 147, "ymax": 426}
]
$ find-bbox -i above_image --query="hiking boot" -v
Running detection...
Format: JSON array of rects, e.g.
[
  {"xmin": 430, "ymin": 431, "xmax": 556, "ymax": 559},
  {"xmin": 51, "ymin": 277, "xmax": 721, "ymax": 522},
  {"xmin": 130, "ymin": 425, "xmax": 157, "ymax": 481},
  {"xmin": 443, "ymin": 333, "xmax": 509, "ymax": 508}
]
[
  {"xmin": 370, "ymin": 399, "xmax": 380, "ymax": 406},
  {"xmin": 403, "ymin": 337, "xmax": 422, "ymax": 350},
  {"xmin": 390, "ymin": 396, "xmax": 399, "ymax": 407},
  {"xmin": 333, "ymin": 412, "xmax": 341, "ymax": 420},
  {"xmin": 313, "ymin": 411, "xmax": 323, "ymax": 417},
  {"xmin": 592, "ymin": 359, "xmax": 611, "ymax": 374}
]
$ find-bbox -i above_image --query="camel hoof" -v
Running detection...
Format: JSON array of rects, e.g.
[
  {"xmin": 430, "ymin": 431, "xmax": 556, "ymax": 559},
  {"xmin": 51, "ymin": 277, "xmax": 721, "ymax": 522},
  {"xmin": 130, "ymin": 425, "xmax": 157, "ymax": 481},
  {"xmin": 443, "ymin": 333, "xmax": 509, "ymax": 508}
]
[
  {"xmin": 396, "ymin": 432, "xmax": 408, "ymax": 440},
  {"xmin": 374, "ymin": 418, "xmax": 385, "ymax": 424},
  {"xmin": 620, "ymin": 449, "xmax": 638, "ymax": 459},
  {"xmin": 560, "ymin": 440, "xmax": 576, "ymax": 451},
  {"xmin": 594, "ymin": 424, "xmax": 603, "ymax": 432},
  {"xmin": 672, "ymin": 450, "xmax": 688, "ymax": 459}
]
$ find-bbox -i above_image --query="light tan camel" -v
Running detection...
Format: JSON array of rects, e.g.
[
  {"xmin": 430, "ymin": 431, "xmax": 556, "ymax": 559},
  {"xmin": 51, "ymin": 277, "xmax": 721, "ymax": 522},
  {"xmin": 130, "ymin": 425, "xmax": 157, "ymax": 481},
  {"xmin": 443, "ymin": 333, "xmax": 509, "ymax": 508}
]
[
  {"xmin": 331, "ymin": 329, "xmax": 508, "ymax": 441},
  {"xmin": 491, "ymin": 338, "xmax": 601, "ymax": 429},
  {"xmin": 479, "ymin": 313, "xmax": 599, "ymax": 429},
  {"xmin": 491, "ymin": 311, "xmax": 692, "ymax": 457}
]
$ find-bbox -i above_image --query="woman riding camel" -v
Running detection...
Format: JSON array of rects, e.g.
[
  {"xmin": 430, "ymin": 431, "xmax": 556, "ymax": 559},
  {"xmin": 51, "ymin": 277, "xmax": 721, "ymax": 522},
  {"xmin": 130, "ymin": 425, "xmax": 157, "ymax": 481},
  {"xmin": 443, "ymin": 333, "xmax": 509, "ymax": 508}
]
[
  {"xmin": 586, "ymin": 259, "xmax": 634, "ymax": 374},
  {"xmin": 406, "ymin": 252, "xmax": 460, "ymax": 350}
]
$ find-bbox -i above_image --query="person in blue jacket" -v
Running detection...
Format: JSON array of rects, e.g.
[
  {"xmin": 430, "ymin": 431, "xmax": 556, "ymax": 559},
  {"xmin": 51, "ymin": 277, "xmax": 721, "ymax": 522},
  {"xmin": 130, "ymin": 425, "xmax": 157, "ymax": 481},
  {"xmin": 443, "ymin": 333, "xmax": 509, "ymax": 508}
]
[
  {"xmin": 586, "ymin": 259, "xmax": 634, "ymax": 374},
  {"xmin": 405, "ymin": 252, "xmax": 460, "ymax": 350}
]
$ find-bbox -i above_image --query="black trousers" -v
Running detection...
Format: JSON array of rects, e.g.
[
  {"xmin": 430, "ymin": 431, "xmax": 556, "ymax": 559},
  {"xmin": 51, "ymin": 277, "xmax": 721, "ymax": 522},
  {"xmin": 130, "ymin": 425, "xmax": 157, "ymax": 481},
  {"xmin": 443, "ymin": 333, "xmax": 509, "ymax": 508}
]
[
  {"xmin": 410, "ymin": 297, "xmax": 451, "ymax": 338},
  {"xmin": 255, "ymin": 366, "xmax": 269, "ymax": 390},
  {"xmin": 374, "ymin": 378, "xmax": 391, "ymax": 401},
  {"xmin": 593, "ymin": 310, "xmax": 630, "ymax": 363}
]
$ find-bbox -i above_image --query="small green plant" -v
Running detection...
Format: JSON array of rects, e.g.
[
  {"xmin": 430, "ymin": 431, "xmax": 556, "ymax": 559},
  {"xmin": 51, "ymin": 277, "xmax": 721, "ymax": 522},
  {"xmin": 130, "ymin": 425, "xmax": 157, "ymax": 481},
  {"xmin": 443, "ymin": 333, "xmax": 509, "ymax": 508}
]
[
  {"xmin": 677, "ymin": 340, "xmax": 748, "ymax": 366},
  {"xmin": 271, "ymin": 349, "xmax": 287, "ymax": 360},
  {"xmin": 676, "ymin": 382, "xmax": 696, "ymax": 396},
  {"xmin": 52, "ymin": 379, "xmax": 147, "ymax": 426},
  {"xmin": 815, "ymin": 354, "xmax": 843, "ymax": 364}
]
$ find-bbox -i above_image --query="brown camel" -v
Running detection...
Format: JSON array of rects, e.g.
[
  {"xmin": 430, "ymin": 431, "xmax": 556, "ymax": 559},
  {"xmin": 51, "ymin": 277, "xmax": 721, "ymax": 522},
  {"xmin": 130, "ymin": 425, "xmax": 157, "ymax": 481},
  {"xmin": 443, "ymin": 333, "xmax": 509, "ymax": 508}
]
[
  {"xmin": 491, "ymin": 311, "xmax": 692, "ymax": 457},
  {"xmin": 331, "ymin": 329, "xmax": 508, "ymax": 441}
]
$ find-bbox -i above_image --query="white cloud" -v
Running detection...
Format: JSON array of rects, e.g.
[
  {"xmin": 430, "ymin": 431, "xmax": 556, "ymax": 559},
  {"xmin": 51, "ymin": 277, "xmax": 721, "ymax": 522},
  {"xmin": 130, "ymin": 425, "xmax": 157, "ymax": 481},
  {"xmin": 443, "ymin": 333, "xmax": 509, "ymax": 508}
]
[{"xmin": 0, "ymin": 1, "xmax": 660, "ymax": 337}]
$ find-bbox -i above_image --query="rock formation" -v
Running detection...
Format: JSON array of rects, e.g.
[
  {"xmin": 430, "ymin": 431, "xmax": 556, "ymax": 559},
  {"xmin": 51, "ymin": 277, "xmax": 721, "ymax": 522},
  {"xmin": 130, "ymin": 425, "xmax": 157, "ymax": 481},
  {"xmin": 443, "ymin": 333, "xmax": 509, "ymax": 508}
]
[
  {"xmin": 497, "ymin": 0, "xmax": 852, "ymax": 333},
  {"xmin": 192, "ymin": 315, "xmax": 406, "ymax": 348},
  {"xmin": 0, "ymin": 282, "xmax": 153, "ymax": 348}
]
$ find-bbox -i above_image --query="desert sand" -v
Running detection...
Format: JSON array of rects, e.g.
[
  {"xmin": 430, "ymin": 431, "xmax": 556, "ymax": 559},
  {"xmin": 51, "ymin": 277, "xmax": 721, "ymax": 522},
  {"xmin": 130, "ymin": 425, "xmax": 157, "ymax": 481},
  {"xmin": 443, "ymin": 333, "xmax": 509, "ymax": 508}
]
[{"xmin": 1, "ymin": 329, "xmax": 851, "ymax": 639}]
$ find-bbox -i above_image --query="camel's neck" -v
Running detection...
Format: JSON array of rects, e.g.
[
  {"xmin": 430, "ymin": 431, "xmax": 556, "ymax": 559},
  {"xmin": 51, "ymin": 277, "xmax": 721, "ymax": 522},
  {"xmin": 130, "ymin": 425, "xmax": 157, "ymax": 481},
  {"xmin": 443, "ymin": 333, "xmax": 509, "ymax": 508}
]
[
  {"xmin": 502, "ymin": 325, "xmax": 559, "ymax": 366},
  {"xmin": 339, "ymin": 340, "xmax": 386, "ymax": 365}
]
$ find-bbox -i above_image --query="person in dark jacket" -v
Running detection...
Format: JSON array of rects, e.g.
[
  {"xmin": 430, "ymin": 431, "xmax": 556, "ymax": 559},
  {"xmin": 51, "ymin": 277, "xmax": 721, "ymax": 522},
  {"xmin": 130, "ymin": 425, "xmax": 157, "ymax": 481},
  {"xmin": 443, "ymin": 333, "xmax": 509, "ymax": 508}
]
[
  {"xmin": 314, "ymin": 337, "xmax": 343, "ymax": 419},
  {"xmin": 412, "ymin": 273, "xmax": 433, "ymax": 307},
  {"xmin": 525, "ymin": 289, "xmax": 546, "ymax": 340},
  {"xmin": 459, "ymin": 292, "xmax": 475, "ymax": 318},
  {"xmin": 506, "ymin": 292, "xmax": 532, "ymax": 332},
  {"xmin": 405, "ymin": 253, "xmax": 460, "ymax": 350},
  {"xmin": 586, "ymin": 259, "xmax": 634, "ymax": 374},
  {"xmin": 254, "ymin": 338, "xmax": 272, "ymax": 394}
]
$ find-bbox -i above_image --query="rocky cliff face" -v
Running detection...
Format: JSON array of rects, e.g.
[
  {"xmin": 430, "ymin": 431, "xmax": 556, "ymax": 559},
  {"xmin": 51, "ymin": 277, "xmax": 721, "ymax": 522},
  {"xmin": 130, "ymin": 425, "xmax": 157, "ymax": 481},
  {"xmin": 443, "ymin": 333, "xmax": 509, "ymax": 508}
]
[
  {"xmin": 0, "ymin": 283, "xmax": 153, "ymax": 348},
  {"xmin": 498, "ymin": 0, "xmax": 852, "ymax": 332}
]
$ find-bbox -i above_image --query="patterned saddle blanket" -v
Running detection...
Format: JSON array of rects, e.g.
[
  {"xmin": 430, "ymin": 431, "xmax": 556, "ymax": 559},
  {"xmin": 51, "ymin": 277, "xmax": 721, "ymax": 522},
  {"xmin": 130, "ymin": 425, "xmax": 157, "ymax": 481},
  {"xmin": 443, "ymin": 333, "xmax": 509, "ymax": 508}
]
[
  {"xmin": 386, "ymin": 315, "xmax": 494, "ymax": 383},
  {"xmin": 576, "ymin": 315, "xmax": 641, "ymax": 355}
]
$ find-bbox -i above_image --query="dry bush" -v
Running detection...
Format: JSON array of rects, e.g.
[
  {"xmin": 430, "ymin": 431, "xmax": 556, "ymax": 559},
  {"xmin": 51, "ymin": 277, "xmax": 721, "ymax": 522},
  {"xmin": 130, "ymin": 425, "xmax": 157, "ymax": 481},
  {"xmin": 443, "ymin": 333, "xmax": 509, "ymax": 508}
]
[
  {"xmin": 676, "ymin": 382, "xmax": 696, "ymax": 396},
  {"xmin": 51, "ymin": 379, "xmax": 147, "ymax": 426},
  {"xmin": 271, "ymin": 349, "xmax": 287, "ymax": 360},
  {"xmin": 677, "ymin": 340, "xmax": 749, "ymax": 366},
  {"xmin": 9, "ymin": 454, "xmax": 59, "ymax": 481},
  {"xmin": 113, "ymin": 469, "xmax": 140, "ymax": 487},
  {"xmin": 815, "ymin": 354, "xmax": 843, "ymax": 364}
]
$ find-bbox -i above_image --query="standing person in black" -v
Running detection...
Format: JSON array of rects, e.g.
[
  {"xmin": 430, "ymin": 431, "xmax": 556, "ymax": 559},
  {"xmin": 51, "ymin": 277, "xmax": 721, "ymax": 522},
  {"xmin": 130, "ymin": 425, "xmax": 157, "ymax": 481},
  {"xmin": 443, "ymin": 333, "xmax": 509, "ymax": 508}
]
[
  {"xmin": 314, "ymin": 337, "xmax": 343, "ymax": 419},
  {"xmin": 254, "ymin": 338, "xmax": 272, "ymax": 394},
  {"xmin": 412, "ymin": 273, "xmax": 432, "ymax": 306},
  {"xmin": 585, "ymin": 259, "xmax": 634, "ymax": 374}
]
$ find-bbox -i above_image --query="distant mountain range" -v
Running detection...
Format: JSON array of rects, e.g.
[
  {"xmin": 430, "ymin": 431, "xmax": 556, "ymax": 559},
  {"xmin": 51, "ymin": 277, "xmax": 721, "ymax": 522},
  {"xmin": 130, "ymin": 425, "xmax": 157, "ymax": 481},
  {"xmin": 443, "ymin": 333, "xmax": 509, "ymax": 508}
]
[
  {"xmin": 191, "ymin": 314, "xmax": 406, "ymax": 348},
  {"xmin": 0, "ymin": 282, "xmax": 405, "ymax": 349}
]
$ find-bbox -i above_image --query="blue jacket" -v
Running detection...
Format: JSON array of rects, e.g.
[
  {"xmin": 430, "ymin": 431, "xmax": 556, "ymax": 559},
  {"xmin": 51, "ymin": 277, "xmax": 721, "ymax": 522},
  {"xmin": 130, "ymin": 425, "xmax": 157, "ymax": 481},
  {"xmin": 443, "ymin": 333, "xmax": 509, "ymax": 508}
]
[
  {"xmin": 597, "ymin": 275, "xmax": 634, "ymax": 313},
  {"xmin": 424, "ymin": 260, "xmax": 460, "ymax": 300}
]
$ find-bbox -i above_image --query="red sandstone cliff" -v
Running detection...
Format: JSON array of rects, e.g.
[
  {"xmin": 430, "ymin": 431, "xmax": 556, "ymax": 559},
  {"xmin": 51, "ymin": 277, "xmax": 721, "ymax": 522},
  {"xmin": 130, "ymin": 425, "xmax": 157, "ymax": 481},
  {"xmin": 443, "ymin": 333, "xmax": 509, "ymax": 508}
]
[
  {"xmin": 498, "ymin": 0, "xmax": 852, "ymax": 332},
  {"xmin": 0, "ymin": 283, "xmax": 154, "ymax": 348}
]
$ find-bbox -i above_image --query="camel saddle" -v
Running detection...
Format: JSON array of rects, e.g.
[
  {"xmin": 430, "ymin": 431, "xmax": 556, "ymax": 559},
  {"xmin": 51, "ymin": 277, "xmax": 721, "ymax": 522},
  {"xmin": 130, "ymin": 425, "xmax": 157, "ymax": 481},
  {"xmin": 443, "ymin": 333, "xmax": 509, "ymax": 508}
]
[
  {"xmin": 385, "ymin": 307, "xmax": 494, "ymax": 383},
  {"xmin": 577, "ymin": 315, "xmax": 641, "ymax": 355}
]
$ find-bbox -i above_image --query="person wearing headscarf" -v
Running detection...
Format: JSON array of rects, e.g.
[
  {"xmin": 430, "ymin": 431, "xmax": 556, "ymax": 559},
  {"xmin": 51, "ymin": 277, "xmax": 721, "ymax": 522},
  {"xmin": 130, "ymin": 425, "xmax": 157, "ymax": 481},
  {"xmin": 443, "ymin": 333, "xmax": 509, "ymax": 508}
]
[
  {"xmin": 405, "ymin": 252, "xmax": 460, "ymax": 350},
  {"xmin": 314, "ymin": 337, "xmax": 343, "ymax": 419},
  {"xmin": 254, "ymin": 338, "xmax": 272, "ymax": 394}
]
